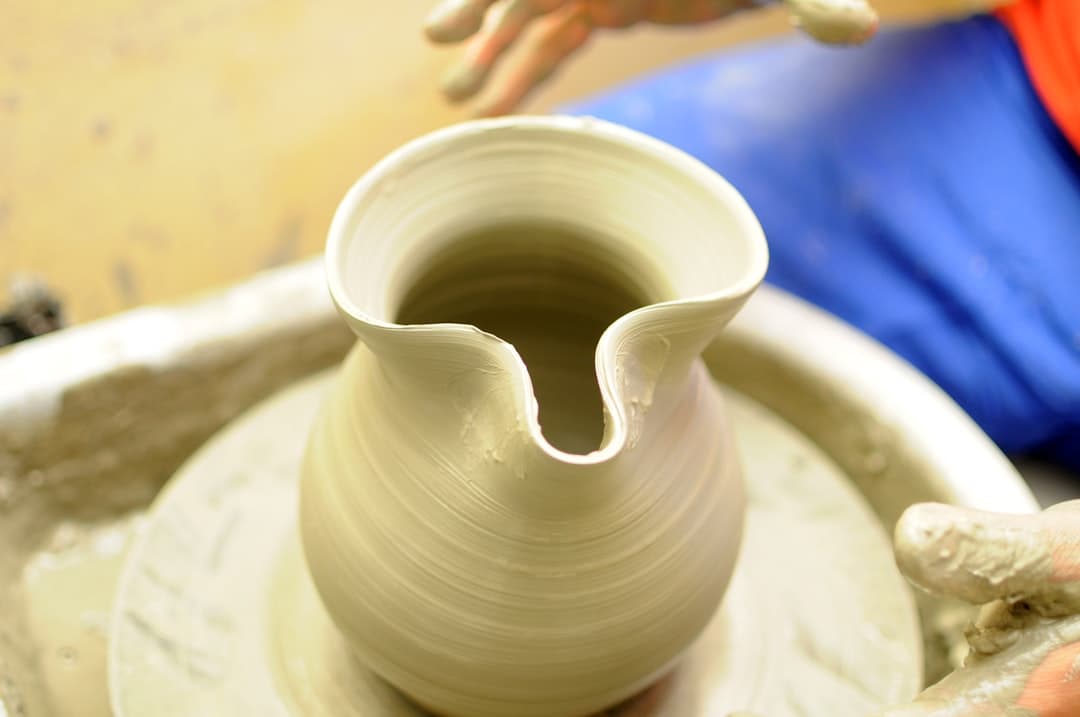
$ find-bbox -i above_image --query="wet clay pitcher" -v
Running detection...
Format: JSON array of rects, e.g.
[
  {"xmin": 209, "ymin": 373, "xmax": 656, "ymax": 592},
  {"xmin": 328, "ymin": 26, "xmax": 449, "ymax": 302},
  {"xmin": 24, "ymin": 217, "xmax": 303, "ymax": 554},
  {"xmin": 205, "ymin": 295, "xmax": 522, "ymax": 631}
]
[{"xmin": 299, "ymin": 116, "xmax": 769, "ymax": 717}]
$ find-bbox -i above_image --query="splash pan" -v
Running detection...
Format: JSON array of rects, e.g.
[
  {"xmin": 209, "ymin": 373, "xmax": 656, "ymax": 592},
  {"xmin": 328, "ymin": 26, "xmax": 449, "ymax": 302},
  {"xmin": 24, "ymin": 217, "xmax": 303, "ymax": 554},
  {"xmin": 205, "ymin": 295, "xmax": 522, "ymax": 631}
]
[{"xmin": 0, "ymin": 259, "xmax": 1039, "ymax": 716}]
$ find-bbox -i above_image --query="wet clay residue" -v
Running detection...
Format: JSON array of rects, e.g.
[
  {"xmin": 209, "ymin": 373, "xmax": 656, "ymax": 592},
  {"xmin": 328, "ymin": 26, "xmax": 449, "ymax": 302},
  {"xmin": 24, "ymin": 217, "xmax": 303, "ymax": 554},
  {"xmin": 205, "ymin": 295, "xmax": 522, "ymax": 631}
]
[{"xmin": 0, "ymin": 266, "xmax": 352, "ymax": 716}]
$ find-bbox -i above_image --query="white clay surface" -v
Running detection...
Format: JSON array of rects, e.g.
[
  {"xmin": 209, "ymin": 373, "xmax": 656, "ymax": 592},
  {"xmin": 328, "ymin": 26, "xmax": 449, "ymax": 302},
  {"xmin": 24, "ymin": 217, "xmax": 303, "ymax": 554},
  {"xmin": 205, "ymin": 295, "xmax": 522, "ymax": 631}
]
[{"xmin": 109, "ymin": 370, "xmax": 921, "ymax": 717}]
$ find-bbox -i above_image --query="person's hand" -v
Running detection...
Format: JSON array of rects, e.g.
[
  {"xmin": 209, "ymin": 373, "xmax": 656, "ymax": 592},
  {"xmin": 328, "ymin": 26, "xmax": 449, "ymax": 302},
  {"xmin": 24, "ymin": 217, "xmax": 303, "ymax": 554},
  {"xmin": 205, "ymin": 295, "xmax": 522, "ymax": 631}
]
[
  {"xmin": 876, "ymin": 500, "xmax": 1080, "ymax": 716},
  {"xmin": 424, "ymin": 0, "xmax": 879, "ymax": 116},
  {"xmin": 730, "ymin": 500, "xmax": 1080, "ymax": 717}
]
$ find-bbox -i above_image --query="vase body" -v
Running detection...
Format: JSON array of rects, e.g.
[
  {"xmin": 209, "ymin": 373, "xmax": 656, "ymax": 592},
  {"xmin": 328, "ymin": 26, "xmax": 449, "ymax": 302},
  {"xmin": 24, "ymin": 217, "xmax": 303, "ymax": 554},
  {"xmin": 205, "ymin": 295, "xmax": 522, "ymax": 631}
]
[{"xmin": 299, "ymin": 116, "xmax": 768, "ymax": 717}]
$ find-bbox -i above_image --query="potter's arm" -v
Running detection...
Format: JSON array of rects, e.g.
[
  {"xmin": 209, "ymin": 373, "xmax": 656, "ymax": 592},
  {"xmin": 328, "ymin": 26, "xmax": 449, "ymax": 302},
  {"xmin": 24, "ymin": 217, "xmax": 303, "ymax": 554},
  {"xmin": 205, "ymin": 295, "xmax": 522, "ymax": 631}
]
[
  {"xmin": 737, "ymin": 501, "xmax": 1080, "ymax": 717},
  {"xmin": 423, "ymin": 0, "xmax": 878, "ymax": 116}
]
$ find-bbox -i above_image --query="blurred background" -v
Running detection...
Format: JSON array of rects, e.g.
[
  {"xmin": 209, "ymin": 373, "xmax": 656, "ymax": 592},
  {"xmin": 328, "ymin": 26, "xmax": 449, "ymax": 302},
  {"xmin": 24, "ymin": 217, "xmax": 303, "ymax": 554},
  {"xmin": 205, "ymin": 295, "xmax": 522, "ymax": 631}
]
[{"xmin": 0, "ymin": 0, "xmax": 990, "ymax": 331}]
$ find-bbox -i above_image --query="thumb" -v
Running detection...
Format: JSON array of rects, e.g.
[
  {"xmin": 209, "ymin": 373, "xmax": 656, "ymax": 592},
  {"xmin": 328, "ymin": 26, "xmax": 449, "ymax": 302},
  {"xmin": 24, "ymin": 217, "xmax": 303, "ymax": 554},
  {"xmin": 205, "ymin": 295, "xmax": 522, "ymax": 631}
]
[
  {"xmin": 783, "ymin": 0, "xmax": 879, "ymax": 45},
  {"xmin": 893, "ymin": 502, "xmax": 1080, "ymax": 616}
]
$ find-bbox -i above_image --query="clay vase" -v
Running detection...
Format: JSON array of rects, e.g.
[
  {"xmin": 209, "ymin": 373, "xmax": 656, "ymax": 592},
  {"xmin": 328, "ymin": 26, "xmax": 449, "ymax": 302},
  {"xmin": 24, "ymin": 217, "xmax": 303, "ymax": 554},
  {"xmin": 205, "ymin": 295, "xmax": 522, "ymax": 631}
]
[{"xmin": 299, "ymin": 116, "xmax": 769, "ymax": 717}]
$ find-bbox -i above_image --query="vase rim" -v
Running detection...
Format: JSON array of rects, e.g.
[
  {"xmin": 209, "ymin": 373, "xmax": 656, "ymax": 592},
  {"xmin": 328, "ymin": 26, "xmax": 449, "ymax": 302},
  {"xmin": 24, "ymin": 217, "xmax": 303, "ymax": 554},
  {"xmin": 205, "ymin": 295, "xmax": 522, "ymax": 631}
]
[{"xmin": 324, "ymin": 115, "xmax": 768, "ymax": 466}]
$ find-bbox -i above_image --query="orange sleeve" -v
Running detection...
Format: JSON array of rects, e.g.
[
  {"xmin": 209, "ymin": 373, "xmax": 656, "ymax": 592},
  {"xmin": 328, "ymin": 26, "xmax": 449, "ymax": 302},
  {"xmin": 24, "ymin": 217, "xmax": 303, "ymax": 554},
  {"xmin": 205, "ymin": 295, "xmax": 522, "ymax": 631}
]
[{"xmin": 996, "ymin": 0, "xmax": 1080, "ymax": 154}]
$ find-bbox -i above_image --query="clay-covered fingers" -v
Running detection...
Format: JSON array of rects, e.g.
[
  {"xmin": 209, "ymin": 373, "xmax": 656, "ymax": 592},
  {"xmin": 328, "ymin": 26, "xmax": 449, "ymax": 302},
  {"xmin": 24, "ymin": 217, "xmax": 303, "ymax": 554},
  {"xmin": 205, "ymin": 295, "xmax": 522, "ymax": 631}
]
[
  {"xmin": 1046, "ymin": 499, "xmax": 1080, "ymax": 579},
  {"xmin": 433, "ymin": 0, "xmax": 570, "ymax": 102},
  {"xmin": 894, "ymin": 503, "xmax": 1080, "ymax": 616},
  {"xmin": 1016, "ymin": 638, "xmax": 1080, "ymax": 717},
  {"xmin": 872, "ymin": 618, "xmax": 1080, "ymax": 717},
  {"xmin": 873, "ymin": 700, "xmax": 1009, "ymax": 716},
  {"xmin": 425, "ymin": 0, "xmax": 500, "ymax": 42},
  {"xmin": 737, "ymin": 502, "xmax": 1080, "ymax": 717},
  {"xmin": 784, "ymin": 0, "xmax": 878, "ymax": 44},
  {"xmin": 471, "ymin": 3, "xmax": 593, "ymax": 116}
]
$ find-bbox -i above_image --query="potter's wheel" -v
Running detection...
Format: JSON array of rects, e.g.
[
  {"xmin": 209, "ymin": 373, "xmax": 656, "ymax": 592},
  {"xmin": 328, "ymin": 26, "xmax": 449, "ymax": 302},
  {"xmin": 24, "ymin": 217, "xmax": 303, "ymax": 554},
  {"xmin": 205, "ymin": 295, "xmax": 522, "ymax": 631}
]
[{"xmin": 108, "ymin": 370, "xmax": 922, "ymax": 717}]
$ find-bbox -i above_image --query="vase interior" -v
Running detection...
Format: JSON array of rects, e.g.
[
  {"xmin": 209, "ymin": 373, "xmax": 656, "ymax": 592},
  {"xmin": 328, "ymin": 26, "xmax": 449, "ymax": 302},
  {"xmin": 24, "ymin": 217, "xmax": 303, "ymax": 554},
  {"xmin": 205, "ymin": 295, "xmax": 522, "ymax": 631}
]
[{"xmin": 396, "ymin": 220, "xmax": 661, "ymax": 454}]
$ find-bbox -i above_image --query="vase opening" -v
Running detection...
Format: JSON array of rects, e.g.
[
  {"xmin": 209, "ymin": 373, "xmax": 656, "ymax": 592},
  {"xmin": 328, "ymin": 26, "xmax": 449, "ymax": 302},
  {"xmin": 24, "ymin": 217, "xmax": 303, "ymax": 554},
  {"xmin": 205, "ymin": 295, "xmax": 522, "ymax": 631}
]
[
  {"xmin": 327, "ymin": 117, "xmax": 768, "ymax": 464},
  {"xmin": 395, "ymin": 220, "xmax": 661, "ymax": 455}
]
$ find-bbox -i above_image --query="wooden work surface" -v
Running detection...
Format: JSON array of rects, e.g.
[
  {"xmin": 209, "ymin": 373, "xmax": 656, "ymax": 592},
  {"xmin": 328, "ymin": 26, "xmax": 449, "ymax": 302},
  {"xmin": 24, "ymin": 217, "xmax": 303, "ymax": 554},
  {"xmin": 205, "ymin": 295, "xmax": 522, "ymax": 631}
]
[{"xmin": 0, "ymin": 0, "xmax": 987, "ymax": 324}]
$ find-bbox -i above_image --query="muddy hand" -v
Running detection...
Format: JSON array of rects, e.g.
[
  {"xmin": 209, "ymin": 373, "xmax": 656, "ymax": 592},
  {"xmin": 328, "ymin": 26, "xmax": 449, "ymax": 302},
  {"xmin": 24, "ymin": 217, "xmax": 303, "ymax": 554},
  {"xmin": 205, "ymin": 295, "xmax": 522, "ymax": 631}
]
[
  {"xmin": 730, "ymin": 501, "xmax": 1080, "ymax": 717},
  {"xmin": 874, "ymin": 501, "xmax": 1080, "ymax": 716},
  {"xmin": 423, "ymin": 0, "xmax": 878, "ymax": 116}
]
